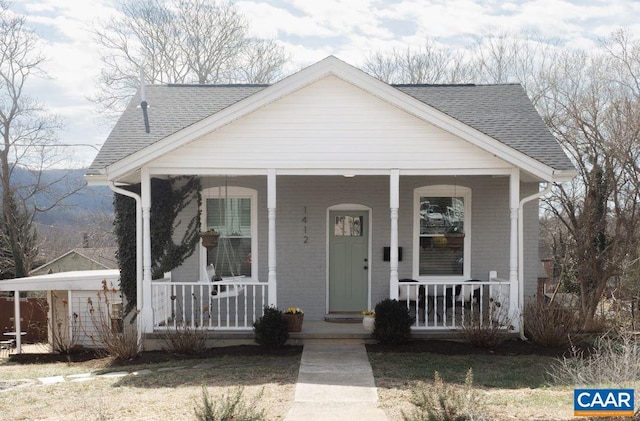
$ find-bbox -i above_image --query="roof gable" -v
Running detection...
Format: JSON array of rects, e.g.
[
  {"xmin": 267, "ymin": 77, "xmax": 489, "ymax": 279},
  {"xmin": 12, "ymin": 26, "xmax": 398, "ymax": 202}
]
[{"xmin": 87, "ymin": 56, "xmax": 575, "ymax": 181}]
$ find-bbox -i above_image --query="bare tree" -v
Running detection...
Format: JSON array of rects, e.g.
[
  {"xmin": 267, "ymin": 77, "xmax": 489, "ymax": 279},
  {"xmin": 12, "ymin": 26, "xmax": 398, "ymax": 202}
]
[
  {"xmin": 91, "ymin": 0, "xmax": 288, "ymax": 118},
  {"xmin": 363, "ymin": 38, "xmax": 474, "ymax": 84},
  {"xmin": 0, "ymin": 3, "xmax": 85, "ymax": 278},
  {"xmin": 470, "ymin": 28, "xmax": 563, "ymax": 108},
  {"xmin": 542, "ymin": 35, "xmax": 640, "ymax": 329}
]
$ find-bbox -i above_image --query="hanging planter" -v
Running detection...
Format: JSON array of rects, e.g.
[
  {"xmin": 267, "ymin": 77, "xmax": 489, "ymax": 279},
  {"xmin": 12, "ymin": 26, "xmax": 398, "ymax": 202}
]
[{"xmin": 199, "ymin": 230, "xmax": 220, "ymax": 249}]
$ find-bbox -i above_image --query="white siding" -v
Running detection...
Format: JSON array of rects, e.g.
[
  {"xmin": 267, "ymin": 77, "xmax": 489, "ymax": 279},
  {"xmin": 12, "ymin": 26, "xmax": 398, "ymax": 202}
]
[
  {"xmin": 51, "ymin": 290, "xmax": 122, "ymax": 349},
  {"xmin": 152, "ymin": 76, "xmax": 510, "ymax": 171}
]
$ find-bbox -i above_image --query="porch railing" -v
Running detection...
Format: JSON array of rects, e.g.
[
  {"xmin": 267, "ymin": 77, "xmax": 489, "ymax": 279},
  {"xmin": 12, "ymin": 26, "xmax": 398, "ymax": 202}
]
[
  {"xmin": 151, "ymin": 277, "xmax": 268, "ymax": 331},
  {"xmin": 398, "ymin": 275, "xmax": 513, "ymax": 331}
]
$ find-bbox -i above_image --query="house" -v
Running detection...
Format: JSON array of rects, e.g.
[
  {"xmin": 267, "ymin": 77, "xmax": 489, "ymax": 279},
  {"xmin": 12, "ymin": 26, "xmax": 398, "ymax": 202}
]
[
  {"xmin": 30, "ymin": 247, "xmax": 118, "ymax": 275},
  {"xmin": 85, "ymin": 56, "xmax": 576, "ymax": 344}
]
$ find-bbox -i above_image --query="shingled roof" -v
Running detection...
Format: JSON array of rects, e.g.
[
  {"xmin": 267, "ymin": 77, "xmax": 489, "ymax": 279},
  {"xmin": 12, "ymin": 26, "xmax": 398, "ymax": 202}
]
[
  {"xmin": 88, "ymin": 84, "xmax": 266, "ymax": 175},
  {"xmin": 395, "ymin": 84, "xmax": 574, "ymax": 171},
  {"xmin": 87, "ymin": 80, "xmax": 574, "ymax": 175}
]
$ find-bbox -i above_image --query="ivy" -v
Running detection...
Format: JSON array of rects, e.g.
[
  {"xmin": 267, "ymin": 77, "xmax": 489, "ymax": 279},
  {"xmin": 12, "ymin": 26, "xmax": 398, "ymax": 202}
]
[{"xmin": 114, "ymin": 176, "xmax": 201, "ymax": 314}]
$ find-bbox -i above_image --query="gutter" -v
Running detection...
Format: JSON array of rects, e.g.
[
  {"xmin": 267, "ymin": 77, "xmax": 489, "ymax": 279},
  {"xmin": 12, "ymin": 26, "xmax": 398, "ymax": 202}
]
[
  {"xmin": 518, "ymin": 182, "xmax": 553, "ymax": 340},
  {"xmin": 108, "ymin": 182, "xmax": 143, "ymax": 347}
]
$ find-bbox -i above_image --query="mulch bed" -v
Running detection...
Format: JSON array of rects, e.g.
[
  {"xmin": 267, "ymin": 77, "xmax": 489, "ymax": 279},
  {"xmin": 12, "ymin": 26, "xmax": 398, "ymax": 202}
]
[
  {"xmin": 366, "ymin": 339, "xmax": 573, "ymax": 357},
  {"xmin": 4, "ymin": 345, "xmax": 303, "ymax": 365},
  {"xmin": 4, "ymin": 339, "xmax": 573, "ymax": 366}
]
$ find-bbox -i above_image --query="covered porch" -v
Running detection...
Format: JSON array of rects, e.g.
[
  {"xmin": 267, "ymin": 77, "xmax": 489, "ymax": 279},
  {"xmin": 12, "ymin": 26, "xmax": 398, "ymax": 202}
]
[{"xmin": 141, "ymin": 168, "xmax": 527, "ymax": 337}]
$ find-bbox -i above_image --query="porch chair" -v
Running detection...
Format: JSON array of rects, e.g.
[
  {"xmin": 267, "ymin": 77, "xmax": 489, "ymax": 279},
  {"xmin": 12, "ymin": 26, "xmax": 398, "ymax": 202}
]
[{"xmin": 435, "ymin": 280, "xmax": 482, "ymax": 321}]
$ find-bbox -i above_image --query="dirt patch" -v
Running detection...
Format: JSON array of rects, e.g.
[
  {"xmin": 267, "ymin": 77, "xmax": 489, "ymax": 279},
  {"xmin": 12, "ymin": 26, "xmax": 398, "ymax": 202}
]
[{"xmin": 366, "ymin": 339, "xmax": 572, "ymax": 357}]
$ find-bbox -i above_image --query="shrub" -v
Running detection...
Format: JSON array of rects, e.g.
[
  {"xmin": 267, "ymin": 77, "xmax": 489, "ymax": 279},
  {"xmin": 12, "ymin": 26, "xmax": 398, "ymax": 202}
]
[
  {"xmin": 86, "ymin": 281, "xmax": 140, "ymax": 360},
  {"xmin": 253, "ymin": 306, "xmax": 289, "ymax": 349},
  {"xmin": 460, "ymin": 297, "xmax": 514, "ymax": 349},
  {"xmin": 161, "ymin": 322, "xmax": 208, "ymax": 354},
  {"xmin": 46, "ymin": 292, "xmax": 81, "ymax": 354},
  {"xmin": 373, "ymin": 299, "xmax": 414, "ymax": 345},
  {"xmin": 547, "ymin": 333, "xmax": 640, "ymax": 387},
  {"xmin": 402, "ymin": 369, "xmax": 489, "ymax": 421},
  {"xmin": 523, "ymin": 298, "xmax": 576, "ymax": 347},
  {"xmin": 194, "ymin": 386, "xmax": 266, "ymax": 421}
]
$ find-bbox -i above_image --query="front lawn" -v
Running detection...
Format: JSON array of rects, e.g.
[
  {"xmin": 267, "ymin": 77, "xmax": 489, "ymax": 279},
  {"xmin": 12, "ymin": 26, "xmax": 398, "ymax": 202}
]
[
  {"xmin": 367, "ymin": 340, "xmax": 576, "ymax": 420},
  {"xmin": 0, "ymin": 347, "xmax": 301, "ymax": 421}
]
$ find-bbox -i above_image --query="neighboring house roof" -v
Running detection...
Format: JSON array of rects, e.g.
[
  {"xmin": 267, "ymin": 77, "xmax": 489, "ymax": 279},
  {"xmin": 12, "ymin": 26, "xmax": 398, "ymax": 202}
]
[
  {"xmin": 87, "ymin": 56, "xmax": 575, "ymax": 179},
  {"xmin": 0, "ymin": 269, "xmax": 120, "ymax": 292},
  {"xmin": 30, "ymin": 247, "xmax": 118, "ymax": 275}
]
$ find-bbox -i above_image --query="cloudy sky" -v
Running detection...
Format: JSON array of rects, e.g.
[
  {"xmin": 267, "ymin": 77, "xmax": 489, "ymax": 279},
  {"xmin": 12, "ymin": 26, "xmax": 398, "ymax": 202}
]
[{"xmin": 12, "ymin": 0, "xmax": 640, "ymax": 167}]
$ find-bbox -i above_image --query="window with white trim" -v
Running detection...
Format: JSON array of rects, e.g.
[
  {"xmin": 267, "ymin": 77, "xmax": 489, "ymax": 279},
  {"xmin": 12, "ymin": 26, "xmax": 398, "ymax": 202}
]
[
  {"xmin": 203, "ymin": 187, "xmax": 257, "ymax": 278},
  {"xmin": 414, "ymin": 185, "xmax": 471, "ymax": 277}
]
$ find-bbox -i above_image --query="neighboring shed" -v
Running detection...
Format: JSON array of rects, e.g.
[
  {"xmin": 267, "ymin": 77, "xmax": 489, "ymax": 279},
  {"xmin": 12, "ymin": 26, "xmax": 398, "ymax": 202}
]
[{"xmin": 0, "ymin": 270, "xmax": 121, "ymax": 353}]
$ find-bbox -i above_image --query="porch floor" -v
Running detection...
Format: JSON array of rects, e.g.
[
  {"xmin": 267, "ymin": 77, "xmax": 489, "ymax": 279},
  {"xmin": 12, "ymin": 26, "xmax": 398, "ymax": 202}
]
[
  {"xmin": 147, "ymin": 320, "xmax": 458, "ymax": 349},
  {"xmin": 291, "ymin": 321, "xmax": 459, "ymax": 343}
]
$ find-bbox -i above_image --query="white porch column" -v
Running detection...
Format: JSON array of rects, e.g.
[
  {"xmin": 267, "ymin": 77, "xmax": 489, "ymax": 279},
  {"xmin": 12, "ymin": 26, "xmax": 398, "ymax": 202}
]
[
  {"xmin": 389, "ymin": 169, "xmax": 399, "ymax": 300},
  {"xmin": 509, "ymin": 168, "xmax": 521, "ymax": 331},
  {"xmin": 267, "ymin": 169, "xmax": 277, "ymax": 307},
  {"xmin": 14, "ymin": 289, "xmax": 21, "ymax": 353},
  {"xmin": 141, "ymin": 167, "xmax": 153, "ymax": 333}
]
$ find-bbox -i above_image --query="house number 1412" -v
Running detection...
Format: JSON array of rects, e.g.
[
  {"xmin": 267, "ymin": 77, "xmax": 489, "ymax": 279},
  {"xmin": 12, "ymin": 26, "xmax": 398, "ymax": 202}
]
[{"xmin": 302, "ymin": 206, "xmax": 308, "ymax": 243}]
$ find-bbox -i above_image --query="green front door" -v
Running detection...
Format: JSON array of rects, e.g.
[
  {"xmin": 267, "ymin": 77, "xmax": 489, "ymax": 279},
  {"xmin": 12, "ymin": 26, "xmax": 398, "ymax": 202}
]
[{"xmin": 329, "ymin": 211, "xmax": 369, "ymax": 312}]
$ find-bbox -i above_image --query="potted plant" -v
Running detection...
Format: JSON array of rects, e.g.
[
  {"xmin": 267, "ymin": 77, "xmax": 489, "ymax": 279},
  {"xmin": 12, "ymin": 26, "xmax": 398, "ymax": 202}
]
[
  {"xmin": 444, "ymin": 225, "xmax": 464, "ymax": 249},
  {"xmin": 283, "ymin": 307, "xmax": 304, "ymax": 332},
  {"xmin": 199, "ymin": 229, "xmax": 220, "ymax": 249},
  {"xmin": 361, "ymin": 310, "xmax": 375, "ymax": 333}
]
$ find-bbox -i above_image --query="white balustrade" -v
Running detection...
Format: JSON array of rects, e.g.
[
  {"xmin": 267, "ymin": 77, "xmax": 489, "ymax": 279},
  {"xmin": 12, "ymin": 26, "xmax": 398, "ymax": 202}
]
[
  {"xmin": 398, "ymin": 275, "xmax": 513, "ymax": 331},
  {"xmin": 151, "ymin": 277, "xmax": 268, "ymax": 330}
]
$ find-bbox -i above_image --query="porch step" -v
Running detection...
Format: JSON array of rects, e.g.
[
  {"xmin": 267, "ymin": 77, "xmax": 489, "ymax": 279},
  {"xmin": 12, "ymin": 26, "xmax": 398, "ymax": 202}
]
[{"xmin": 324, "ymin": 313, "xmax": 363, "ymax": 324}]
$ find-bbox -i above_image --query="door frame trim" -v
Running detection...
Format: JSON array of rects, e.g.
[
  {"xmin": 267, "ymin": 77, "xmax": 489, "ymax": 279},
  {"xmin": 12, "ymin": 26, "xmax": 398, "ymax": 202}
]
[{"xmin": 326, "ymin": 204, "xmax": 372, "ymax": 314}]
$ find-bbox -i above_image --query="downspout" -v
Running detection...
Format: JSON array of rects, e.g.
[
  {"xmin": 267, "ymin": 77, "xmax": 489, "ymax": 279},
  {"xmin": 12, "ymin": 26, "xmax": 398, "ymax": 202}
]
[
  {"xmin": 518, "ymin": 181, "xmax": 553, "ymax": 340},
  {"xmin": 108, "ymin": 182, "xmax": 143, "ymax": 347}
]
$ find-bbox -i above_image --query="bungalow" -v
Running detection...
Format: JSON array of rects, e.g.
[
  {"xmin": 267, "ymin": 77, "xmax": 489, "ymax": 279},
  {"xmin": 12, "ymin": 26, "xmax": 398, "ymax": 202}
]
[{"xmin": 85, "ymin": 56, "xmax": 576, "ymax": 343}]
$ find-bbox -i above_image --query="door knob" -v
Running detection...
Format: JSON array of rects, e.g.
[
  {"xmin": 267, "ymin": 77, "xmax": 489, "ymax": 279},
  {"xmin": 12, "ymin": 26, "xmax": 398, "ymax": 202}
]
[{"xmin": 364, "ymin": 266, "xmax": 368, "ymax": 270}]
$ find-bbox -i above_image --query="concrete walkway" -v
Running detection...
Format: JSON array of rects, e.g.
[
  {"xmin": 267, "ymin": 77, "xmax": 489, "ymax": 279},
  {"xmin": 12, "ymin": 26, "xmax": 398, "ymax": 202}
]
[{"xmin": 283, "ymin": 343, "xmax": 389, "ymax": 421}]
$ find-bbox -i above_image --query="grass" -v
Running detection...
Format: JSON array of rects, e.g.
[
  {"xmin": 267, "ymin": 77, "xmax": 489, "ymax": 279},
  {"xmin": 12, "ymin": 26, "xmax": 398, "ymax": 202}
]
[
  {"xmin": 368, "ymin": 351, "xmax": 576, "ymax": 420},
  {"xmin": 0, "ymin": 353, "xmax": 300, "ymax": 421},
  {"xmin": 1, "ymin": 343, "xmax": 626, "ymax": 421}
]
